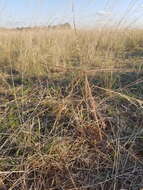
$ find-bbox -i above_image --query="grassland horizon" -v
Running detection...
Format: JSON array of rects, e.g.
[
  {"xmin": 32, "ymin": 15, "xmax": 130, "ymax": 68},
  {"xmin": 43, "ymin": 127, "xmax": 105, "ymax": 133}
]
[{"xmin": 0, "ymin": 24, "xmax": 143, "ymax": 190}]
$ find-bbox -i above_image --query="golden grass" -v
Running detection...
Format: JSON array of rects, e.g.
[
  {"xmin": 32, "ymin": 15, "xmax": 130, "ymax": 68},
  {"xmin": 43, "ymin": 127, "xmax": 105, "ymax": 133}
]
[{"xmin": 0, "ymin": 28, "xmax": 142, "ymax": 76}]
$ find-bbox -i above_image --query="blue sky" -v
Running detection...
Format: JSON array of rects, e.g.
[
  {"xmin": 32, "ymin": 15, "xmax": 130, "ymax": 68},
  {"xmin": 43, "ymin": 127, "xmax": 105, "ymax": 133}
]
[{"xmin": 0, "ymin": 0, "xmax": 143, "ymax": 28}]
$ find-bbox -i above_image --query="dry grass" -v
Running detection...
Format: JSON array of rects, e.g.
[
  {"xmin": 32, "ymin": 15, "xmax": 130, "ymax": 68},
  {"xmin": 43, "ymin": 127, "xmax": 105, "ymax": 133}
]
[{"xmin": 0, "ymin": 27, "xmax": 143, "ymax": 190}]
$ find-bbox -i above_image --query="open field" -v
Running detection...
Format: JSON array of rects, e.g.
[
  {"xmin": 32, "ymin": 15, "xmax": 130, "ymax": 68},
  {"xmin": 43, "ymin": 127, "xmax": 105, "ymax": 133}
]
[{"xmin": 0, "ymin": 28, "xmax": 143, "ymax": 190}]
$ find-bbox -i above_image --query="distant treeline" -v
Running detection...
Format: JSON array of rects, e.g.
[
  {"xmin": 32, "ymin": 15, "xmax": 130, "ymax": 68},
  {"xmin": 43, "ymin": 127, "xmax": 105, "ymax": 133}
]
[{"xmin": 16, "ymin": 23, "xmax": 71, "ymax": 30}]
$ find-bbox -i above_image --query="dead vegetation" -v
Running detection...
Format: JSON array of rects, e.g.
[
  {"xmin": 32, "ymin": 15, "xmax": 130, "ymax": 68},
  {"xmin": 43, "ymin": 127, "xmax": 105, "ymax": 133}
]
[{"xmin": 0, "ymin": 28, "xmax": 143, "ymax": 190}]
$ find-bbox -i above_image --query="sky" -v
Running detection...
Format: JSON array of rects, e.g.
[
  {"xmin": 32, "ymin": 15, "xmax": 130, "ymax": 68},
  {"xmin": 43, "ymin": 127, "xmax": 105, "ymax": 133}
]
[{"xmin": 0, "ymin": 0, "xmax": 143, "ymax": 28}]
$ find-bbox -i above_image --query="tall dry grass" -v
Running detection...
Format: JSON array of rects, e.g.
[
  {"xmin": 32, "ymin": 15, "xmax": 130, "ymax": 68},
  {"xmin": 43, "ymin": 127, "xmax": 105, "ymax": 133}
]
[{"xmin": 0, "ymin": 28, "xmax": 143, "ymax": 75}]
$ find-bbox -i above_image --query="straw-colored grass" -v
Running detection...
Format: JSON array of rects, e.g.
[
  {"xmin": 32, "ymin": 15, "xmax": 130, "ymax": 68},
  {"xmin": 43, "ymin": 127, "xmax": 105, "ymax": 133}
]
[{"xmin": 0, "ymin": 27, "xmax": 143, "ymax": 190}]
